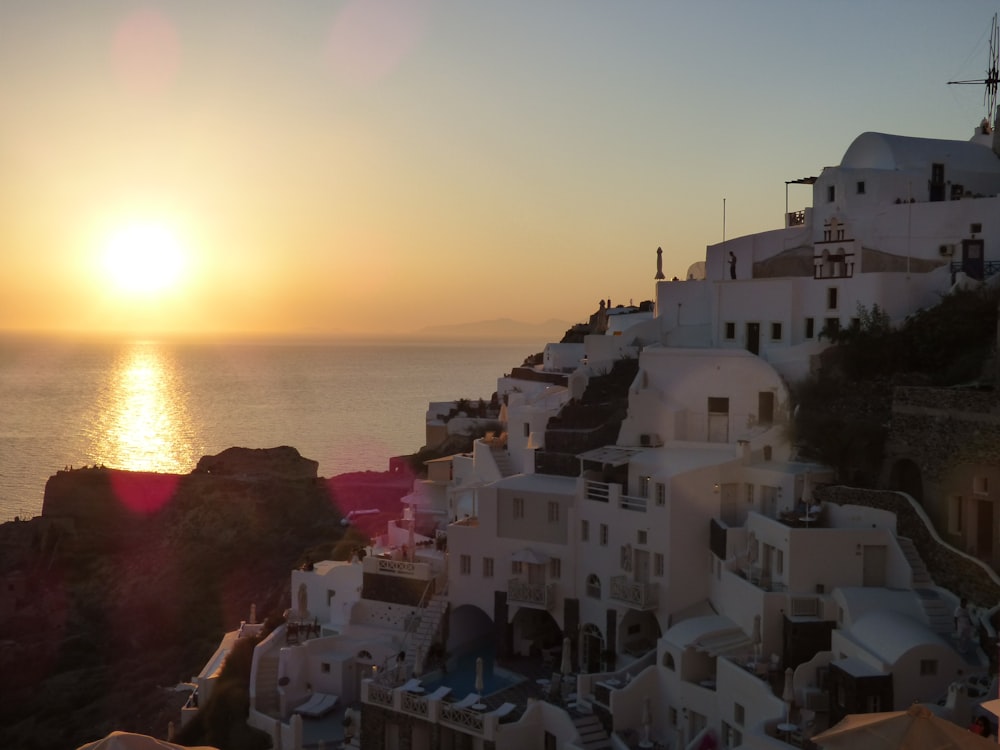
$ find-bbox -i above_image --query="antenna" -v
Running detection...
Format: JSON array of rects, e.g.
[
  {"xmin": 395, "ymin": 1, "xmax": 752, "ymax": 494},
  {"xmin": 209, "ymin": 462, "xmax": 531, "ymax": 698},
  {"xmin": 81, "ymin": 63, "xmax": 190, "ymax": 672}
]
[{"xmin": 948, "ymin": 13, "xmax": 999, "ymax": 129}]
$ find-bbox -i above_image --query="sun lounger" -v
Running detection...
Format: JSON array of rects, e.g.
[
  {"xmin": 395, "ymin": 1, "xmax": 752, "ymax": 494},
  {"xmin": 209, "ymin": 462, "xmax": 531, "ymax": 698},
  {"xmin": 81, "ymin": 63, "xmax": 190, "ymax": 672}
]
[
  {"xmin": 293, "ymin": 692, "xmax": 338, "ymax": 717},
  {"xmin": 489, "ymin": 702, "xmax": 516, "ymax": 720},
  {"xmin": 425, "ymin": 686, "xmax": 452, "ymax": 701},
  {"xmin": 451, "ymin": 692, "xmax": 481, "ymax": 710},
  {"xmin": 399, "ymin": 678, "xmax": 423, "ymax": 693}
]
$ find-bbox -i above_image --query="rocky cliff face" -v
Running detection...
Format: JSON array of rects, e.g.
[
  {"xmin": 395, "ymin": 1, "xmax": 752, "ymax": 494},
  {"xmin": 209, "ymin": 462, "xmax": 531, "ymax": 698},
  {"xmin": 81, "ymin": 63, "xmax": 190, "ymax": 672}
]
[{"xmin": 0, "ymin": 447, "xmax": 412, "ymax": 750}]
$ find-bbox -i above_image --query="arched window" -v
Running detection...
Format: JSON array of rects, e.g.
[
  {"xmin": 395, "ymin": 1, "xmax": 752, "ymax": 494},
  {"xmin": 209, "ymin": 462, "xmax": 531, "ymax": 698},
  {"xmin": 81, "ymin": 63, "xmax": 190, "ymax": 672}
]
[
  {"xmin": 662, "ymin": 651, "xmax": 675, "ymax": 670},
  {"xmin": 586, "ymin": 574, "xmax": 602, "ymax": 599}
]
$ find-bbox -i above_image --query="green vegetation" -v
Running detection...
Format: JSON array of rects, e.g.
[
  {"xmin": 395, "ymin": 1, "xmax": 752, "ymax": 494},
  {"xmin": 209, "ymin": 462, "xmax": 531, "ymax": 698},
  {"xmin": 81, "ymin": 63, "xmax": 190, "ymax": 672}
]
[{"xmin": 795, "ymin": 287, "xmax": 999, "ymax": 481}]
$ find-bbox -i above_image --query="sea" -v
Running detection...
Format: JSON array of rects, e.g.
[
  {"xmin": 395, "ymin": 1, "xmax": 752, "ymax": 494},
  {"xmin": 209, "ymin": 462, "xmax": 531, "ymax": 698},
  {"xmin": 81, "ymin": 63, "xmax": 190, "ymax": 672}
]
[{"xmin": 0, "ymin": 335, "xmax": 541, "ymax": 522}]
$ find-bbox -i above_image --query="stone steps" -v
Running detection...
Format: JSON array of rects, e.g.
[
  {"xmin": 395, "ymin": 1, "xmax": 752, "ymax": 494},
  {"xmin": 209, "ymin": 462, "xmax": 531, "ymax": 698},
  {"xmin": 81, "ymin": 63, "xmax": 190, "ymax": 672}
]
[
  {"xmin": 255, "ymin": 653, "xmax": 281, "ymax": 716},
  {"xmin": 573, "ymin": 713, "xmax": 612, "ymax": 750}
]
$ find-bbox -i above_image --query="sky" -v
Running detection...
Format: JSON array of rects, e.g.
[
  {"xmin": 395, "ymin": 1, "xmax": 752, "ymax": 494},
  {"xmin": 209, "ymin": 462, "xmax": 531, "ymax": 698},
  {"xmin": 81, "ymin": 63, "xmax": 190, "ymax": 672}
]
[{"xmin": 2, "ymin": 1, "xmax": 998, "ymax": 339}]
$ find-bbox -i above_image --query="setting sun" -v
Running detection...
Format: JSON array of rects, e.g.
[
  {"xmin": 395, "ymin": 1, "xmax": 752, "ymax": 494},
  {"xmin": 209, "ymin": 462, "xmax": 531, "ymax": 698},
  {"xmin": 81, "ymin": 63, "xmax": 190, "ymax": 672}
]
[{"xmin": 102, "ymin": 222, "xmax": 187, "ymax": 295}]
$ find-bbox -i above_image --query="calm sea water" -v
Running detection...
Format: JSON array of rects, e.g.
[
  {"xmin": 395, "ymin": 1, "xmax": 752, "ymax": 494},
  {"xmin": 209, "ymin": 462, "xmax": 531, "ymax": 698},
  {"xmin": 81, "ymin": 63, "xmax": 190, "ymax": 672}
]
[{"xmin": 0, "ymin": 336, "xmax": 538, "ymax": 521}]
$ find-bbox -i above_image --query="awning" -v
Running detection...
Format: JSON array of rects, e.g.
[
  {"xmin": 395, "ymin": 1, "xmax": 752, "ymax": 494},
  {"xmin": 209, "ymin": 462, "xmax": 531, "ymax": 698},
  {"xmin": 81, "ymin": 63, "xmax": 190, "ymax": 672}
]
[
  {"xmin": 511, "ymin": 548, "xmax": 550, "ymax": 565},
  {"xmin": 577, "ymin": 446, "xmax": 644, "ymax": 467},
  {"xmin": 694, "ymin": 630, "xmax": 753, "ymax": 657}
]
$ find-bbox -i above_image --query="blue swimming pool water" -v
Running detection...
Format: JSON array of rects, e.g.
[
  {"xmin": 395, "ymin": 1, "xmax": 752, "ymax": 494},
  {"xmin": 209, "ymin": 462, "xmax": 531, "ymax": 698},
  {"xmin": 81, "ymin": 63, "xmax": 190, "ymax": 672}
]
[{"xmin": 420, "ymin": 646, "xmax": 524, "ymax": 697}]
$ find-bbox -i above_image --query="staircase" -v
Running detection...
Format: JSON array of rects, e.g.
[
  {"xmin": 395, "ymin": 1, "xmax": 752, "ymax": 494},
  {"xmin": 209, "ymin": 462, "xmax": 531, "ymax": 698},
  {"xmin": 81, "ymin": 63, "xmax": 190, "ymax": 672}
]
[
  {"xmin": 255, "ymin": 651, "xmax": 281, "ymax": 717},
  {"xmin": 573, "ymin": 713, "xmax": 613, "ymax": 750},
  {"xmin": 403, "ymin": 590, "xmax": 449, "ymax": 674},
  {"xmin": 899, "ymin": 537, "xmax": 953, "ymax": 634},
  {"xmin": 491, "ymin": 446, "xmax": 516, "ymax": 477}
]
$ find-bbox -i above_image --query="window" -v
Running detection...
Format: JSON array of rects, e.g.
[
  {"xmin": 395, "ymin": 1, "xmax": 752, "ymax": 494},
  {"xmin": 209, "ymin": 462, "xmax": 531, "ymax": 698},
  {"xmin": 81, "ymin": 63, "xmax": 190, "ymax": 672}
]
[
  {"xmin": 919, "ymin": 659, "xmax": 938, "ymax": 676},
  {"xmin": 523, "ymin": 422, "xmax": 530, "ymax": 438},
  {"xmin": 638, "ymin": 475, "xmax": 650, "ymax": 498},
  {"xmin": 460, "ymin": 554, "xmax": 471, "ymax": 575},
  {"xmin": 770, "ymin": 322, "xmax": 782, "ymax": 340},
  {"xmin": 581, "ymin": 519, "xmax": 590, "ymax": 541},
  {"xmin": 321, "ymin": 662, "xmax": 331, "ymax": 673},
  {"xmin": 856, "ymin": 180, "xmax": 865, "ymax": 194},
  {"xmin": 805, "ymin": 317, "xmax": 815, "ymax": 338},
  {"xmin": 599, "ymin": 523, "xmax": 609, "ymax": 546},
  {"xmin": 483, "ymin": 557, "xmax": 494, "ymax": 578},
  {"xmin": 637, "ymin": 530, "xmax": 647, "ymax": 545},
  {"xmin": 654, "ymin": 552, "xmax": 664, "ymax": 576},
  {"xmin": 656, "ymin": 483, "xmax": 666, "ymax": 506},
  {"xmin": 708, "ymin": 397, "xmax": 729, "ymax": 413},
  {"xmin": 549, "ymin": 557, "xmax": 561, "ymax": 578},
  {"xmin": 669, "ymin": 707, "xmax": 677, "ymax": 725},
  {"xmin": 586, "ymin": 574, "xmax": 601, "ymax": 598},
  {"xmin": 513, "ymin": 497, "xmax": 524, "ymax": 519},
  {"xmin": 511, "ymin": 560, "xmax": 523, "ymax": 575},
  {"xmin": 776, "ymin": 549, "xmax": 784, "ymax": 575},
  {"xmin": 725, "ymin": 321, "xmax": 736, "ymax": 340},
  {"xmin": 824, "ymin": 317, "xmax": 840, "ymax": 336},
  {"xmin": 827, "ymin": 287, "xmax": 838, "ymax": 309},
  {"xmin": 972, "ymin": 222, "xmax": 983, "ymax": 233},
  {"xmin": 547, "ymin": 501, "xmax": 560, "ymax": 522},
  {"xmin": 974, "ymin": 476, "xmax": 989, "ymax": 495},
  {"xmin": 746, "ymin": 483, "xmax": 754, "ymax": 505},
  {"xmin": 734, "ymin": 703, "xmax": 745, "ymax": 726},
  {"xmin": 827, "ymin": 185, "xmax": 835, "ymax": 202},
  {"xmin": 949, "ymin": 495, "xmax": 964, "ymax": 534}
]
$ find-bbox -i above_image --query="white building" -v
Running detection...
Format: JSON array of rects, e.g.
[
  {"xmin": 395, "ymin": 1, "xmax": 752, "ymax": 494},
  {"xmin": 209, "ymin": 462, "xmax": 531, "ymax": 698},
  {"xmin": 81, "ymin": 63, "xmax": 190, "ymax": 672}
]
[{"xmin": 191, "ymin": 111, "xmax": 1000, "ymax": 750}]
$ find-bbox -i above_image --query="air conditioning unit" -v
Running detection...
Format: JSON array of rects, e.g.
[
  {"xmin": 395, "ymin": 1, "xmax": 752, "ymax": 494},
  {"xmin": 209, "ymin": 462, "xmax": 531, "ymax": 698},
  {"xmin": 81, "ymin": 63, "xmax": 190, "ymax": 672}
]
[
  {"xmin": 790, "ymin": 597, "xmax": 819, "ymax": 617},
  {"xmin": 939, "ymin": 244, "xmax": 955, "ymax": 256}
]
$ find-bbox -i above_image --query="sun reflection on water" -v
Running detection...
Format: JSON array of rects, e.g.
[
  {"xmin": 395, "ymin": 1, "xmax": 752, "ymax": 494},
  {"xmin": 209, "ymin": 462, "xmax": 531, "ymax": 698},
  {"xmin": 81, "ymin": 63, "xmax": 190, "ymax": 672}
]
[{"xmin": 90, "ymin": 341, "xmax": 195, "ymax": 473}]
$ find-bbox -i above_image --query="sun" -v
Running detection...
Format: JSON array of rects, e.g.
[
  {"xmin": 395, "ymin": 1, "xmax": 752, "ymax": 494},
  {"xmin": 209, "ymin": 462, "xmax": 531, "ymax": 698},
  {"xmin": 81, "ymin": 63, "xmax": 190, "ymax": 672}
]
[{"xmin": 102, "ymin": 221, "xmax": 187, "ymax": 295}]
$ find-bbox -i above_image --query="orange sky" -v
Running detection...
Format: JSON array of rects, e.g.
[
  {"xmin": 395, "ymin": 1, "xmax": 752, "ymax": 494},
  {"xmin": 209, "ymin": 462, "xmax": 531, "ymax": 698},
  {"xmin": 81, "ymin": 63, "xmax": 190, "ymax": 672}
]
[{"xmin": 1, "ymin": 1, "xmax": 995, "ymax": 339}]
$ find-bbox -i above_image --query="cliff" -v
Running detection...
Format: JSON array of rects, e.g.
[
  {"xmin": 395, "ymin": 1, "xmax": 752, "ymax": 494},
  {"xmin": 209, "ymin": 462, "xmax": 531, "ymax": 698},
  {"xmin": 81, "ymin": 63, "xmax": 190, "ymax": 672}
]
[{"xmin": 0, "ymin": 447, "xmax": 412, "ymax": 750}]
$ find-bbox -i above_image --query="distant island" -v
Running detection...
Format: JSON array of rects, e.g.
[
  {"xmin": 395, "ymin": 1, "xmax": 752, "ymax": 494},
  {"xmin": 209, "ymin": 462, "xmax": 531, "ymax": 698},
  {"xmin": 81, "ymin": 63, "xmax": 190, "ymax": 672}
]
[{"xmin": 411, "ymin": 317, "xmax": 573, "ymax": 341}]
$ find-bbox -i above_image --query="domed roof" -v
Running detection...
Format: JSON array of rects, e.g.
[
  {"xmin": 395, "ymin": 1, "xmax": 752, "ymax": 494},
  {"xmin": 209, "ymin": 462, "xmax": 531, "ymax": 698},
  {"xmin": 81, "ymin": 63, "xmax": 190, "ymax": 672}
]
[{"xmin": 841, "ymin": 131, "xmax": 1000, "ymax": 173}]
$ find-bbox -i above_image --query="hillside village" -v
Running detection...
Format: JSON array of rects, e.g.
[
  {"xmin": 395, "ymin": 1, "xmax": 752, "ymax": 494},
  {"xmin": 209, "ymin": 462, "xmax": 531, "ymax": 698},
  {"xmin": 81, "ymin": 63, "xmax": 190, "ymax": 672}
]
[{"xmin": 161, "ymin": 106, "xmax": 1000, "ymax": 750}]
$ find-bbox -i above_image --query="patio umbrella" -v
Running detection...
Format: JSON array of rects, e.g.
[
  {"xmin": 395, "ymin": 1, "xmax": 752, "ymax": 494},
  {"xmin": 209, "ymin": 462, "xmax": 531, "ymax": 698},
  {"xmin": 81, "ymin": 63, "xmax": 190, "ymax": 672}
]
[
  {"xmin": 560, "ymin": 636, "xmax": 573, "ymax": 676},
  {"xmin": 413, "ymin": 646, "xmax": 424, "ymax": 678},
  {"xmin": 76, "ymin": 732, "xmax": 217, "ymax": 750},
  {"xmin": 249, "ymin": 603, "xmax": 257, "ymax": 625},
  {"xmin": 475, "ymin": 656, "xmax": 484, "ymax": 694},
  {"xmin": 751, "ymin": 614, "xmax": 761, "ymax": 660},
  {"xmin": 782, "ymin": 667, "xmax": 794, "ymax": 722},
  {"xmin": 812, "ymin": 704, "xmax": 996, "ymax": 749},
  {"xmin": 642, "ymin": 695, "xmax": 652, "ymax": 745},
  {"xmin": 297, "ymin": 582, "xmax": 309, "ymax": 621}
]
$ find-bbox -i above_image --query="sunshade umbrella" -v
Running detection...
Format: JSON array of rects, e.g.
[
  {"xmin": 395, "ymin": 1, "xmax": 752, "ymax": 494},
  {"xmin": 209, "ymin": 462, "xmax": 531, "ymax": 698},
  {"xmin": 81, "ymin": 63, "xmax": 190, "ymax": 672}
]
[
  {"xmin": 77, "ymin": 731, "xmax": 217, "ymax": 750},
  {"xmin": 751, "ymin": 614, "xmax": 762, "ymax": 660},
  {"xmin": 475, "ymin": 656, "xmax": 484, "ymax": 694},
  {"xmin": 782, "ymin": 668, "xmax": 795, "ymax": 722},
  {"xmin": 812, "ymin": 704, "xmax": 996, "ymax": 749},
  {"xmin": 560, "ymin": 636, "xmax": 573, "ymax": 676},
  {"xmin": 642, "ymin": 695, "xmax": 652, "ymax": 745}
]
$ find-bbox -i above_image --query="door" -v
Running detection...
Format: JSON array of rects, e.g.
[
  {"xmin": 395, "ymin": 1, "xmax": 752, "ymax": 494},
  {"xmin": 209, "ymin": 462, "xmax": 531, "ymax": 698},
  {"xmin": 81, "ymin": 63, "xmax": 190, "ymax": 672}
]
[
  {"xmin": 746, "ymin": 322, "xmax": 760, "ymax": 355},
  {"xmin": 634, "ymin": 548, "xmax": 650, "ymax": 583},
  {"xmin": 976, "ymin": 500, "xmax": 994, "ymax": 562},
  {"xmin": 962, "ymin": 239, "xmax": 985, "ymax": 280},
  {"xmin": 862, "ymin": 545, "xmax": 887, "ymax": 587},
  {"xmin": 720, "ymin": 483, "xmax": 741, "ymax": 526}
]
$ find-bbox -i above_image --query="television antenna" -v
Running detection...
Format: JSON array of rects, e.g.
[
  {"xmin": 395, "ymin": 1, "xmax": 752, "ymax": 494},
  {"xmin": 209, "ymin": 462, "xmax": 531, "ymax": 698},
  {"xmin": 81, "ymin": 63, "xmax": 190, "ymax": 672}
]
[{"xmin": 948, "ymin": 13, "xmax": 999, "ymax": 130}]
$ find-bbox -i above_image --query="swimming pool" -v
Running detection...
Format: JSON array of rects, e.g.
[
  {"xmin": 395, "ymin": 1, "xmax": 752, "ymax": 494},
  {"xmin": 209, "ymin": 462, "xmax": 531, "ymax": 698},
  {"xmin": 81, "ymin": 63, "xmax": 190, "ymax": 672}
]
[{"xmin": 420, "ymin": 646, "xmax": 525, "ymax": 697}]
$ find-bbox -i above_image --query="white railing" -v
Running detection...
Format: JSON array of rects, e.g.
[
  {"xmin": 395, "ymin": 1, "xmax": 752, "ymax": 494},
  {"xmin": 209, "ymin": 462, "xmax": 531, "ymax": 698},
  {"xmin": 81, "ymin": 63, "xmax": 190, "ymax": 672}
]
[
  {"xmin": 610, "ymin": 575, "xmax": 659, "ymax": 609},
  {"xmin": 507, "ymin": 578, "xmax": 555, "ymax": 609}
]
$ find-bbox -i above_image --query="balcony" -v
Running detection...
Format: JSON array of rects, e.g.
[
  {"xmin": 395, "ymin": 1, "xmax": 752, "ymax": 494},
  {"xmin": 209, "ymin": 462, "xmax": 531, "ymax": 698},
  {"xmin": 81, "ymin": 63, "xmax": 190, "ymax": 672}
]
[
  {"xmin": 507, "ymin": 578, "xmax": 556, "ymax": 610},
  {"xmin": 610, "ymin": 575, "xmax": 659, "ymax": 610},
  {"xmin": 584, "ymin": 480, "xmax": 648, "ymax": 513}
]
